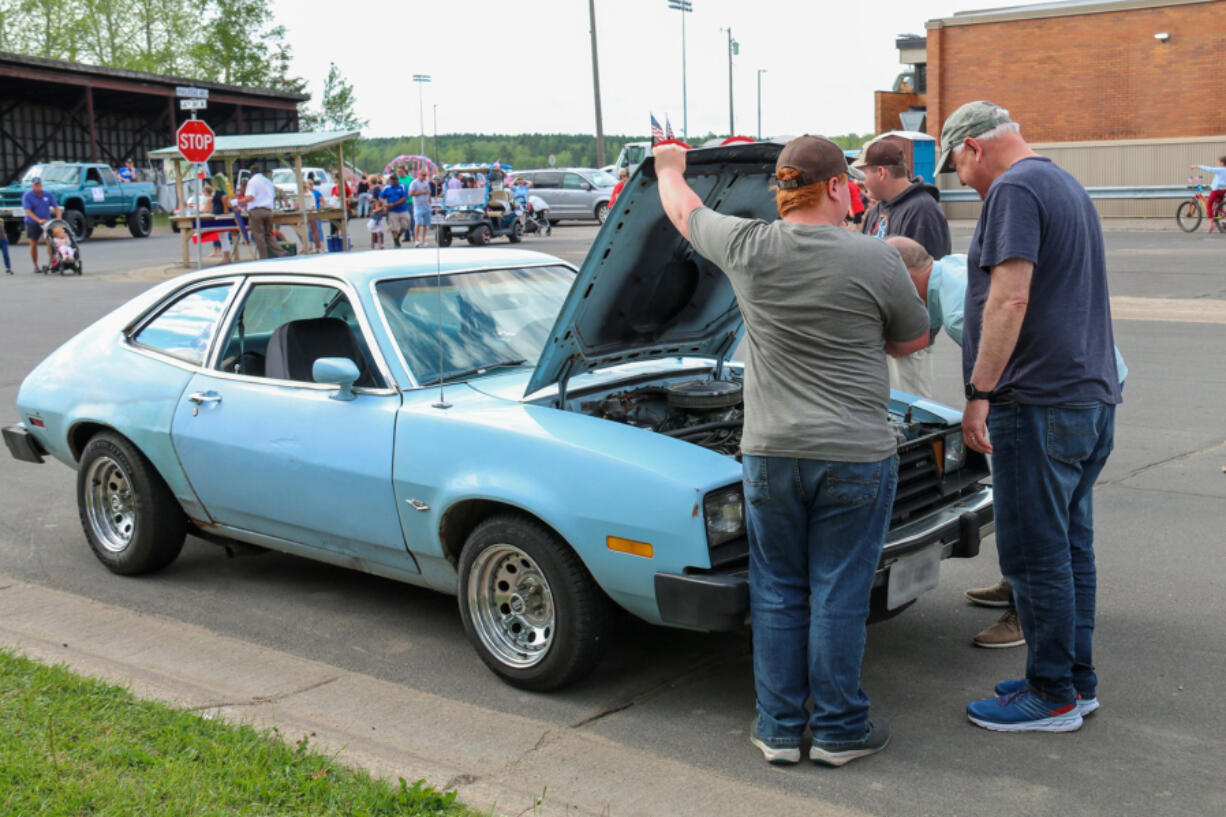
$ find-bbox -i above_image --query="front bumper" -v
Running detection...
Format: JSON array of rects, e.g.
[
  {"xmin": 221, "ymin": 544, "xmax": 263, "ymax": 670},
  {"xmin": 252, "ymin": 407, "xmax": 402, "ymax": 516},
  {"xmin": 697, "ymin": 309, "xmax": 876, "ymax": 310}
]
[
  {"xmin": 4, "ymin": 423, "xmax": 46, "ymax": 463},
  {"xmin": 654, "ymin": 486, "xmax": 994, "ymax": 631}
]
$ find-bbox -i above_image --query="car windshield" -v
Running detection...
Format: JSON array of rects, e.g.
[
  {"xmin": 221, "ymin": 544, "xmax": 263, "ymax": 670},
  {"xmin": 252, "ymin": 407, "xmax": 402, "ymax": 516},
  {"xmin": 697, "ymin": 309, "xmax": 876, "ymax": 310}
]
[
  {"xmin": 271, "ymin": 169, "xmax": 295, "ymax": 185},
  {"xmin": 21, "ymin": 165, "xmax": 45, "ymax": 183},
  {"xmin": 375, "ymin": 265, "xmax": 574, "ymax": 386},
  {"xmin": 589, "ymin": 170, "xmax": 618, "ymax": 187},
  {"xmin": 39, "ymin": 165, "xmax": 80, "ymax": 185}
]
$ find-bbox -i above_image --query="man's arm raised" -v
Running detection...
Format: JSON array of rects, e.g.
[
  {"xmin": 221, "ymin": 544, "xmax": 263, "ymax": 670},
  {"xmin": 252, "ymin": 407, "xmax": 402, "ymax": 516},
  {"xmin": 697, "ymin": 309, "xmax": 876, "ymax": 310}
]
[{"xmin": 655, "ymin": 144, "xmax": 702, "ymax": 241}]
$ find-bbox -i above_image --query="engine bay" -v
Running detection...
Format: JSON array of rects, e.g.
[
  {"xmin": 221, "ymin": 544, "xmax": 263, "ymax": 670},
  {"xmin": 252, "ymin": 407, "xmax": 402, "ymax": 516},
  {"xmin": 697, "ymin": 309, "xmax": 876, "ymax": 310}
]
[{"xmin": 577, "ymin": 374, "xmax": 951, "ymax": 458}]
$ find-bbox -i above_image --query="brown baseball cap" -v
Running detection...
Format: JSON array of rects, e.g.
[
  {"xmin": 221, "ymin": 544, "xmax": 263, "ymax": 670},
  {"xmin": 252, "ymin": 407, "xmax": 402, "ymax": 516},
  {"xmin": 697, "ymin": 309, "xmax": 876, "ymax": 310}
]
[
  {"xmin": 856, "ymin": 139, "xmax": 906, "ymax": 168},
  {"xmin": 776, "ymin": 135, "xmax": 851, "ymax": 188}
]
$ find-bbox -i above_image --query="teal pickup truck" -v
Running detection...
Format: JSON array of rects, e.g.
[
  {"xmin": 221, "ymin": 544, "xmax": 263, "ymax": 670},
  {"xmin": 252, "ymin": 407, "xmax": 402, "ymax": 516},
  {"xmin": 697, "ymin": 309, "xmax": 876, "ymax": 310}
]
[{"xmin": 1, "ymin": 162, "xmax": 156, "ymax": 242}]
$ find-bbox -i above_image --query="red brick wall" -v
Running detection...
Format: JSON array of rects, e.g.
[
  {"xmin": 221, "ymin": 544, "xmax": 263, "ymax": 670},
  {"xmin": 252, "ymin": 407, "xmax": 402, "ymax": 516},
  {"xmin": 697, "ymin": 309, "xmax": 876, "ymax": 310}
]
[
  {"xmin": 874, "ymin": 91, "xmax": 922, "ymax": 134},
  {"xmin": 926, "ymin": 1, "xmax": 1226, "ymax": 143}
]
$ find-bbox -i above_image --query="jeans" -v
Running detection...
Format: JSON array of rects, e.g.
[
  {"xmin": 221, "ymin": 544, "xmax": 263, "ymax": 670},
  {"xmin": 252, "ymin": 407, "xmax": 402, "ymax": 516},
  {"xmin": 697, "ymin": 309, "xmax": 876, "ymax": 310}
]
[
  {"xmin": 357, "ymin": 193, "xmax": 372, "ymax": 217},
  {"xmin": 988, "ymin": 402, "xmax": 1115, "ymax": 703},
  {"xmin": 744, "ymin": 453, "xmax": 898, "ymax": 749},
  {"xmin": 0, "ymin": 234, "xmax": 10, "ymax": 269}
]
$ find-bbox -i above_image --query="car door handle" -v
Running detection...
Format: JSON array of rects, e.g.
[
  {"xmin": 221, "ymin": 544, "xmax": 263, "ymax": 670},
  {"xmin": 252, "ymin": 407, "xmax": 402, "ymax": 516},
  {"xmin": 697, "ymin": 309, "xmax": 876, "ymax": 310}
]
[{"xmin": 187, "ymin": 391, "xmax": 221, "ymax": 416}]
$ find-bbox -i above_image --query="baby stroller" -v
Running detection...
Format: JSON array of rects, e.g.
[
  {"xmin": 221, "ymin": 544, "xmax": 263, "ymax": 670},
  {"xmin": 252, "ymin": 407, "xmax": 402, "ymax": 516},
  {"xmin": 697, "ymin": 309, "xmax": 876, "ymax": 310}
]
[
  {"xmin": 39, "ymin": 218, "xmax": 82, "ymax": 276},
  {"xmin": 514, "ymin": 193, "xmax": 552, "ymax": 237}
]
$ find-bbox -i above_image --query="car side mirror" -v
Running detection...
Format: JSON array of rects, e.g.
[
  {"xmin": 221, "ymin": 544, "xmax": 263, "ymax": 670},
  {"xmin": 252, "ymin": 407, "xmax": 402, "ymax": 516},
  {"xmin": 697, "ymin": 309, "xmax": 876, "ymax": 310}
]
[
  {"xmin": 582, "ymin": 183, "xmax": 593, "ymax": 191},
  {"xmin": 313, "ymin": 357, "xmax": 360, "ymax": 401}
]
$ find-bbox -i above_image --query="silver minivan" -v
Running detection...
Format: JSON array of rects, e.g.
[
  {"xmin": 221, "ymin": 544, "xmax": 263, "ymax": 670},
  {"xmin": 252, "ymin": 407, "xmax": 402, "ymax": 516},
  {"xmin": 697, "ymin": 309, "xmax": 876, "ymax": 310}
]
[{"xmin": 514, "ymin": 167, "xmax": 618, "ymax": 224}]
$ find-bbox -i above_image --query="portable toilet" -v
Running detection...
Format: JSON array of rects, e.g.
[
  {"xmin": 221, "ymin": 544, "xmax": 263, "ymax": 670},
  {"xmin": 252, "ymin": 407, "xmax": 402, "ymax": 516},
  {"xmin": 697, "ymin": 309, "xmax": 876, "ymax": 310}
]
[{"xmin": 874, "ymin": 130, "xmax": 937, "ymax": 183}]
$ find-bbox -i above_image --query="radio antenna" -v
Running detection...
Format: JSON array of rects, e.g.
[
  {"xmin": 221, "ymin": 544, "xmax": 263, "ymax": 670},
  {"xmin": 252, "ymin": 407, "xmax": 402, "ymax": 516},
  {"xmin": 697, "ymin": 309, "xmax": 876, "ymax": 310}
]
[{"xmin": 431, "ymin": 223, "xmax": 451, "ymax": 409}]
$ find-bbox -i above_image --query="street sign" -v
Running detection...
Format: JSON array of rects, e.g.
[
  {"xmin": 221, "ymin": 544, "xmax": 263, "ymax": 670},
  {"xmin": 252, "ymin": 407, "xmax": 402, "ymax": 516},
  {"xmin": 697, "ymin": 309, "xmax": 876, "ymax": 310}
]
[
  {"xmin": 176, "ymin": 86, "xmax": 209, "ymax": 99},
  {"xmin": 180, "ymin": 99, "xmax": 207, "ymax": 111},
  {"xmin": 177, "ymin": 119, "xmax": 215, "ymax": 163}
]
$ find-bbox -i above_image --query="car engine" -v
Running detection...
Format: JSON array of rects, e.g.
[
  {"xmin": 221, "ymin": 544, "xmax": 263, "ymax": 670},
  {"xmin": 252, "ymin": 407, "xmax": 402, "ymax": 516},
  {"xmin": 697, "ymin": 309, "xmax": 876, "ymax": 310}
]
[{"xmin": 580, "ymin": 379, "xmax": 744, "ymax": 456}]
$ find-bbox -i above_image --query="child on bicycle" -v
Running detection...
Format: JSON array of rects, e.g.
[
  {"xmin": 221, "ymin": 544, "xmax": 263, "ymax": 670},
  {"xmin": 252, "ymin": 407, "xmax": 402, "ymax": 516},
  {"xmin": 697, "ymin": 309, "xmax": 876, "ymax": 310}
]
[{"xmin": 1190, "ymin": 157, "xmax": 1226, "ymax": 218}]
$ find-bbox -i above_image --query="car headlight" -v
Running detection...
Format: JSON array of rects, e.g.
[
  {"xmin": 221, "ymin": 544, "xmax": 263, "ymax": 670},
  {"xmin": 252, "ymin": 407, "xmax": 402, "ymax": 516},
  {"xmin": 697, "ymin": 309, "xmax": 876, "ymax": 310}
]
[
  {"xmin": 704, "ymin": 485, "xmax": 745, "ymax": 546},
  {"xmin": 943, "ymin": 431, "xmax": 967, "ymax": 473}
]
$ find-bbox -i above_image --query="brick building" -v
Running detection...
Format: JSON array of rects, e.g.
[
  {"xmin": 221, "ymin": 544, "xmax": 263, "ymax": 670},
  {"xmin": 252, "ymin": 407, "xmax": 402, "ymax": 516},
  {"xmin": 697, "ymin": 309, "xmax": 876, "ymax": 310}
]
[{"xmin": 874, "ymin": 0, "xmax": 1226, "ymax": 216}]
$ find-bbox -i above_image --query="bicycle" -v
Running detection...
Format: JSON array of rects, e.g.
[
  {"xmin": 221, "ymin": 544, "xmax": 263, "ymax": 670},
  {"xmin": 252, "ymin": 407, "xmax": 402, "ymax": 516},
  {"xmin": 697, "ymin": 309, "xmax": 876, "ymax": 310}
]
[{"xmin": 1175, "ymin": 176, "xmax": 1225, "ymax": 233}]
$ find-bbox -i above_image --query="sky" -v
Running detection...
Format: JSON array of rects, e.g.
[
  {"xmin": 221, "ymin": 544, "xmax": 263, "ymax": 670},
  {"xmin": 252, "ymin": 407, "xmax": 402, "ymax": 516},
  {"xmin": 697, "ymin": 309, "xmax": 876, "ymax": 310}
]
[{"xmin": 270, "ymin": 0, "xmax": 978, "ymax": 140}]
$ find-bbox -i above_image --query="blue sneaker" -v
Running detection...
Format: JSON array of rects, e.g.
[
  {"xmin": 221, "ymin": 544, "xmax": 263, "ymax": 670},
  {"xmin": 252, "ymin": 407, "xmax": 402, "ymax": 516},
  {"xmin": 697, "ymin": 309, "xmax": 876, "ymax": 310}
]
[
  {"xmin": 995, "ymin": 679, "xmax": 1099, "ymax": 717},
  {"xmin": 968, "ymin": 688, "xmax": 1083, "ymax": 732}
]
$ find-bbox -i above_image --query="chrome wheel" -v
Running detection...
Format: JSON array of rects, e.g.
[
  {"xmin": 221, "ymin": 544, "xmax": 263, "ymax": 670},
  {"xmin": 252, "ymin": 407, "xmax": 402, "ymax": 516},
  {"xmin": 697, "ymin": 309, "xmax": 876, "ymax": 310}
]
[
  {"xmin": 84, "ymin": 455, "xmax": 135, "ymax": 553},
  {"xmin": 467, "ymin": 544, "xmax": 555, "ymax": 669}
]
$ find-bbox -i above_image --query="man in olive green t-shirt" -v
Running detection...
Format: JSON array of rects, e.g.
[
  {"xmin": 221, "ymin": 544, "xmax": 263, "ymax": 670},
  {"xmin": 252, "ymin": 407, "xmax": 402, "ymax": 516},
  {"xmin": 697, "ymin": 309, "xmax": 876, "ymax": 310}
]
[{"xmin": 655, "ymin": 136, "xmax": 928, "ymax": 767}]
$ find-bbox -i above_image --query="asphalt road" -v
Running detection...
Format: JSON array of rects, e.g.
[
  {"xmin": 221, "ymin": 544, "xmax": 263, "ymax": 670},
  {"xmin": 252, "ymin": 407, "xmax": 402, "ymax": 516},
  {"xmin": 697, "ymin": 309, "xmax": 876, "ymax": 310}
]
[{"xmin": 1, "ymin": 222, "xmax": 1224, "ymax": 816}]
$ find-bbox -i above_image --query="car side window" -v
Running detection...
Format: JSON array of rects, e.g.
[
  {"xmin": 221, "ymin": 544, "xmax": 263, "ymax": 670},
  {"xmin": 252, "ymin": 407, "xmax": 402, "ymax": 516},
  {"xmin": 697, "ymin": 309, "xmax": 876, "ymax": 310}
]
[
  {"xmin": 534, "ymin": 172, "xmax": 562, "ymax": 189},
  {"xmin": 562, "ymin": 173, "xmax": 586, "ymax": 190},
  {"xmin": 85, "ymin": 167, "xmax": 104, "ymax": 186},
  {"xmin": 100, "ymin": 166, "xmax": 119, "ymax": 186},
  {"xmin": 132, "ymin": 283, "xmax": 234, "ymax": 365},
  {"xmin": 215, "ymin": 282, "xmax": 381, "ymax": 387}
]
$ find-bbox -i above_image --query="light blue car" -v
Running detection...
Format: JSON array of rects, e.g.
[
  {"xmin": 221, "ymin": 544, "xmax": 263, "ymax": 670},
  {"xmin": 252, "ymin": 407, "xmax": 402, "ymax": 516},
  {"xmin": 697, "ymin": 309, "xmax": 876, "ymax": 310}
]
[{"xmin": 4, "ymin": 142, "xmax": 993, "ymax": 691}]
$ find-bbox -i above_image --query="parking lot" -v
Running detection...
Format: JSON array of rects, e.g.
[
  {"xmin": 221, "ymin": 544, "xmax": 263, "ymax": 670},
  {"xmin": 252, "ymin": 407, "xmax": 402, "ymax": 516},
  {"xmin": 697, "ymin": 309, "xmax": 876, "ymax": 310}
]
[{"xmin": 1, "ymin": 222, "xmax": 1224, "ymax": 816}]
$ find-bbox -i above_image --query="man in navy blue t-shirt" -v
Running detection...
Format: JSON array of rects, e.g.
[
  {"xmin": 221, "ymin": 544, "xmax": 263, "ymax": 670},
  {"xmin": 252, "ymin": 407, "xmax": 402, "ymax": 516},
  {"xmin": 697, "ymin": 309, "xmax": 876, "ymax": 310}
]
[
  {"xmin": 938, "ymin": 101, "xmax": 1119, "ymax": 734},
  {"xmin": 22, "ymin": 177, "xmax": 62, "ymax": 273}
]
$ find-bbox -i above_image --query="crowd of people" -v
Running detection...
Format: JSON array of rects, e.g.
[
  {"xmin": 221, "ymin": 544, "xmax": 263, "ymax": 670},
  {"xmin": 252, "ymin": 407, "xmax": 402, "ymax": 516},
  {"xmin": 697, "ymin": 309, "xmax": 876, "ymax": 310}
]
[{"xmin": 656, "ymin": 100, "xmax": 1122, "ymax": 766}]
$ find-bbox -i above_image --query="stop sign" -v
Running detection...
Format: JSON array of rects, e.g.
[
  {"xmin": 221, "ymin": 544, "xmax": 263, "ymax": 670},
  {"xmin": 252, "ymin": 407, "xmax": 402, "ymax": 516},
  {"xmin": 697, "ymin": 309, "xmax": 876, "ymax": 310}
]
[{"xmin": 177, "ymin": 119, "xmax": 215, "ymax": 163}]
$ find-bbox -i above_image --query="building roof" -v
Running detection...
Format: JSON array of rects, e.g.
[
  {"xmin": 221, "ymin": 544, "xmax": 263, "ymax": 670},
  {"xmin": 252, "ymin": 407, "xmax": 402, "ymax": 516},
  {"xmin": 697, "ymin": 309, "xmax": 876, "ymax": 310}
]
[
  {"xmin": 928, "ymin": 0, "xmax": 1214, "ymax": 27},
  {"xmin": 0, "ymin": 51, "xmax": 308, "ymax": 103},
  {"xmin": 149, "ymin": 131, "xmax": 361, "ymax": 159}
]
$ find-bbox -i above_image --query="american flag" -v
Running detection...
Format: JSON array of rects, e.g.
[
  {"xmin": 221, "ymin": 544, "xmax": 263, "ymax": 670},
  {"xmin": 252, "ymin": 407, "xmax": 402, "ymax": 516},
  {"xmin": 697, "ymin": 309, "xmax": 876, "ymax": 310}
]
[
  {"xmin": 665, "ymin": 116, "xmax": 675, "ymax": 140},
  {"xmin": 650, "ymin": 114, "xmax": 664, "ymax": 143}
]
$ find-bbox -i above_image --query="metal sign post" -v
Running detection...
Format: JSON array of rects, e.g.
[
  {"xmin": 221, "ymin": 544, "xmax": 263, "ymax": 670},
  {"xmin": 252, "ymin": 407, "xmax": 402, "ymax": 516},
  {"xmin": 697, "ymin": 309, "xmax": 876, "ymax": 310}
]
[{"xmin": 175, "ymin": 88, "xmax": 211, "ymax": 269}]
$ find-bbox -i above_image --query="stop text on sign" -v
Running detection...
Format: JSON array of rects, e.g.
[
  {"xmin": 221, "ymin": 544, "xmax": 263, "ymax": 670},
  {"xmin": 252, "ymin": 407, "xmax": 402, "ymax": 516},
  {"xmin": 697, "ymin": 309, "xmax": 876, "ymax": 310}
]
[{"xmin": 179, "ymin": 132, "xmax": 213, "ymax": 150}]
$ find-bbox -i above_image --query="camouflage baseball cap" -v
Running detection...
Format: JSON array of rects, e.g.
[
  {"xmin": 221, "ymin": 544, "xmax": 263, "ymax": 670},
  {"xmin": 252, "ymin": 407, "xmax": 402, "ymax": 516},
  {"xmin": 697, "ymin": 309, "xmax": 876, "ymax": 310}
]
[{"xmin": 937, "ymin": 101, "xmax": 1013, "ymax": 173}]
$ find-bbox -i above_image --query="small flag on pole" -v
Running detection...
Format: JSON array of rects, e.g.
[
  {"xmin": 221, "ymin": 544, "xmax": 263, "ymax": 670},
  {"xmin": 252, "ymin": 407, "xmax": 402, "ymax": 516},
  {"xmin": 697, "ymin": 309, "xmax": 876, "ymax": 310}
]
[
  {"xmin": 665, "ymin": 116, "xmax": 675, "ymax": 140},
  {"xmin": 650, "ymin": 114, "xmax": 665, "ymax": 143}
]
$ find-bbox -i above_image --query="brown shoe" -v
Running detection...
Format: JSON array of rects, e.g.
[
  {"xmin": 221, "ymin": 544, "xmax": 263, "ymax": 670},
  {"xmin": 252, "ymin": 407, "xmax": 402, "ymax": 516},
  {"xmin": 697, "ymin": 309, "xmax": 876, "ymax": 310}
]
[
  {"xmin": 965, "ymin": 578, "xmax": 1013, "ymax": 608},
  {"xmin": 973, "ymin": 609, "xmax": 1026, "ymax": 649}
]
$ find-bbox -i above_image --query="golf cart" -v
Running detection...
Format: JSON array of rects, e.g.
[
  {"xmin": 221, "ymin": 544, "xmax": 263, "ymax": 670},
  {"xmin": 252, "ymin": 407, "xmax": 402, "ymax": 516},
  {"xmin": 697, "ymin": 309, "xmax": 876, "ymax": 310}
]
[{"xmin": 436, "ymin": 163, "xmax": 522, "ymax": 246}]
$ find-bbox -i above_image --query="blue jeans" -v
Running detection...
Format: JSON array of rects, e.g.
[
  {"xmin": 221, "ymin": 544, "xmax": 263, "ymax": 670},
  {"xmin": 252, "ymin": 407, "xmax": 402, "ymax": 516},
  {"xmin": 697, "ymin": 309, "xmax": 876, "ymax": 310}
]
[
  {"xmin": 744, "ymin": 453, "xmax": 898, "ymax": 749},
  {"xmin": 0, "ymin": 234, "xmax": 10, "ymax": 269},
  {"xmin": 357, "ymin": 193, "xmax": 371, "ymax": 217},
  {"xmin": 988, "ymin": 402, "xmax": 1115, "ymax": 703}
]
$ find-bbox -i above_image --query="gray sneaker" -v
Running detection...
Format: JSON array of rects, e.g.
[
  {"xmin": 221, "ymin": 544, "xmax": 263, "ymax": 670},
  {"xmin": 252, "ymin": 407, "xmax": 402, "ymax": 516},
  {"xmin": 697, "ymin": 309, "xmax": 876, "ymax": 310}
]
[
  {"xmin": 748, "ymin": 717, "xmax": 801, "ymax": 765},
  {"xmin": 810, "ymin": 716, "xmax": 891, "ymax": 767}
]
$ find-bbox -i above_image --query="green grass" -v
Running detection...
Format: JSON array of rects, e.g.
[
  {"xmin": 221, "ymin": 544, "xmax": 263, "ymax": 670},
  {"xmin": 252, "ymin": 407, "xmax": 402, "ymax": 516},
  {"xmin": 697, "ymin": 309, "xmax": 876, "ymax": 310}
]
[{"xmin": 0, "ymin": 649, "xmax": 481, "ymax": 816}]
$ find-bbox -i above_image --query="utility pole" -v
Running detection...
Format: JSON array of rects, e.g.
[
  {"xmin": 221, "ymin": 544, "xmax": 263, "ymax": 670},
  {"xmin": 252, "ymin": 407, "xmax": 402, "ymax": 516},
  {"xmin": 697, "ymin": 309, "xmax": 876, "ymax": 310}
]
[
  {"xmin": 667, "ymin": 0, "xmax": 692, "ymax": 141},
  {"xmin": 756, "ymin": 69, "xmax": 767, "ymax": 140},
  {"xmin": 412, "ymin": 75, "xmax": 431, "ymax": 157},
  {"xmin": 588, "ymin": 0, "xmax": 605, "ymax": 166},
  {"xmin": 720, "ymin": 27, "xmax": 738, "ymax": 135}
]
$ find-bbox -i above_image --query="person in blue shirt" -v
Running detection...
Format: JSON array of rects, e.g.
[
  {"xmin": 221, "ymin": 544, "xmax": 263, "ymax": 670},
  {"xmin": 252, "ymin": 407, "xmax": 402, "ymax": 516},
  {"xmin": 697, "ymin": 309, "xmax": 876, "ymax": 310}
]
[
  {"xmin": 22, "ymin": 176, "xmax": 62, "ymax": 273},
  {"xmin": 1189, "ymin": 156, "xmax": 1226, "ymax": 223},
  {"xmin": 117, "ymin": 158, "xmax": 138, "ymax": 182},
  {"xmin": 888, "ymin": 230, "xmax": 1127, "ymax": 659},
  {"xmin": 379, "ymin": 175, "xmax": 410, "ymax": 248}
]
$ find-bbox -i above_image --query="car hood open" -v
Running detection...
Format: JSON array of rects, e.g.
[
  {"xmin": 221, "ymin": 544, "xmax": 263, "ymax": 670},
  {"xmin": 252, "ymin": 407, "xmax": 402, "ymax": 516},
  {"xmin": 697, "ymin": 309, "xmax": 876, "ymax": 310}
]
[{"xmin": 525, "ymin": 140, "xmax": 784, "ymax": 398}]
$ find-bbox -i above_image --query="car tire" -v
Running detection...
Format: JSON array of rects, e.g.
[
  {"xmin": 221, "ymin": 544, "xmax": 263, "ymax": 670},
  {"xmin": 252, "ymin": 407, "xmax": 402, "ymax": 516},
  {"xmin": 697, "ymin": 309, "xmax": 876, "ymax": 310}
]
[
  {"xmin": 458, "ymin": 514, "xmax": 613, "ymax": 691},
  {"xmin": 64, "ymin": 209, "xmax": 87, "ymax": 241},
  {"xmin": 127, "ymin": 205, "xmax": 152, "ymax": 238},
  {"xmin": 77, "ymin": 432, "xmax": 186, "ymax": 575},
  {"xmin": 508, "ymin": 220, "xmax": 522, "ymax": 243},
  {"xmin": 467, "ymin": 225, "xmax": 490, "ymax": 246},
  {"xmin": 437, "ymin": 227, "xmax": 452, "ymax": 247},
  {"xmin": 595, "ymin": 202, "xmax": 609, "ymax": 224}
]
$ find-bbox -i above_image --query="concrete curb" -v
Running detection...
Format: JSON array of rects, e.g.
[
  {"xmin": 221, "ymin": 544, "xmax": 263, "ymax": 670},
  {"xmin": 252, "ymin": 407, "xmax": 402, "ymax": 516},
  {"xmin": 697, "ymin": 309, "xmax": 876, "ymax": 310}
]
[{"xmin": 0, "ymin": 576, "xmax": 871, "ymax": 817}]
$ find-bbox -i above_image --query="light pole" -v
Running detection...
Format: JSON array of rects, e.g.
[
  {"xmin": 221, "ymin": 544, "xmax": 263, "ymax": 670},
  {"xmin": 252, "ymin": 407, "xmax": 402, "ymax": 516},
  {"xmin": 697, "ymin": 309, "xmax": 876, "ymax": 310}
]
[
  {"xmin": 412, "ymin": 74, "xmax": 431, "ymax": 157},
  {"xmin": 756, "ymin": 69, "xmax": 767, "ymax": 140},
  {"xmin": 667, "ymin": 0, "xmax": 692, "ymax": 141},
  {"xmin": 588, "ymin": 0, "xmax": 605, "ymax": 166},
  {"xmin": 432, "ymin": 103, "xmax": 439, "ymax": 170},
  {"xmin": 720, "ymin": 27, "xmax": 738, "ymax": 135}
]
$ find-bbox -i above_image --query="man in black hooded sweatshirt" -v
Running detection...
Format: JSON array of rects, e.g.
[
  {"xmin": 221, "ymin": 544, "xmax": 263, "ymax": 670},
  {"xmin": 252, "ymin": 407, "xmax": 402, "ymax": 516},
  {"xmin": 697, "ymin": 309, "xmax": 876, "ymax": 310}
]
[{"xmin": 859, "ymin": 139, "xmax": 951, "ymax": 261}]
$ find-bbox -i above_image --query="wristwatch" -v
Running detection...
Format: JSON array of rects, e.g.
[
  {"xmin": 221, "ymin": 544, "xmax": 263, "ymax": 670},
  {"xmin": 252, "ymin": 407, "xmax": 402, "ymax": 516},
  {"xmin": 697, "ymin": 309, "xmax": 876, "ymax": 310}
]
[{"xmin": 964, "ymin": 382, "xmax": 996, "ymax": 401}]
